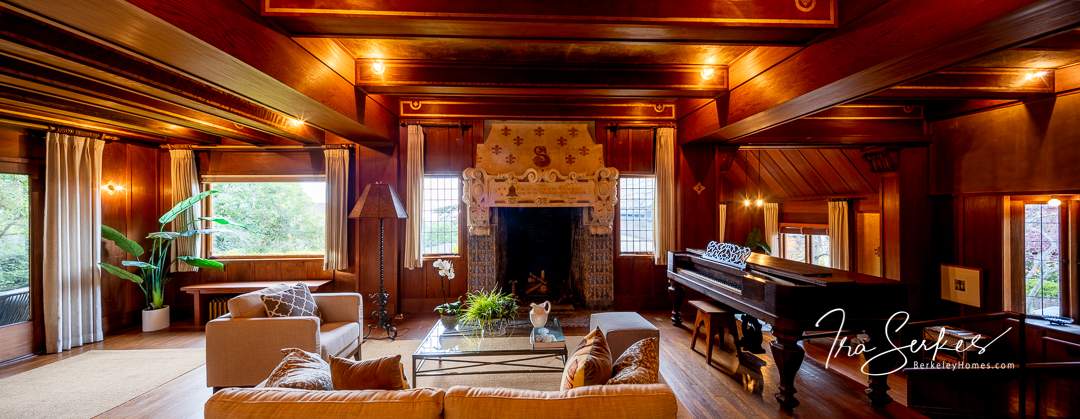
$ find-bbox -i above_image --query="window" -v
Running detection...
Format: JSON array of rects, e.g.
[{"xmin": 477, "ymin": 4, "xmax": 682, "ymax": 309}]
[
  {"xmin": 780, "ymin": 225, "xmax": 830, "ymax": 268},
  {"xmin": 421, "ymin": 176, "xmax": 460, "ymax": 255},
  {"xmin": 208, "ymin": 182, "xmax": 326, "ymax": 256},
  {"xmin": 1024, "ymin": 203, "xmax": 1061, "ymax": 316},
  {"xmin": 619, "ymin": 176, "xmax": 656, "ymax": 254},
  {"xmin": 0, "ymin": 173, "xmax": 30, "ymax": 326}
]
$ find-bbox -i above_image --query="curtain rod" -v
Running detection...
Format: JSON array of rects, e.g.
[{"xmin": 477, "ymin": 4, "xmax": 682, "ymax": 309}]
[
  {"xmin": 162, "ymin": 144, "xmax": 353, "ymax": 151},
  {"xmin": 400, "ymin": 121, "xmax": 472, "ymax": 129},
  {"xmin": 0, "ymin": 117, "xmax": 120, "ymax": 140}
]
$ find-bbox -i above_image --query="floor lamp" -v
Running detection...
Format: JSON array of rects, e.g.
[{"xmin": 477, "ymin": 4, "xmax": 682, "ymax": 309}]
[{"xmin": 349, "ymin": 182, "xmax": 407, "ymax": 340}]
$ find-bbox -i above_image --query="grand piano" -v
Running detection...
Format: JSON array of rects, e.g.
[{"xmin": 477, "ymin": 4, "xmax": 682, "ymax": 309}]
[{"xmin": 667, "ymin": 242, "xmax": 906, "ymax": 411}]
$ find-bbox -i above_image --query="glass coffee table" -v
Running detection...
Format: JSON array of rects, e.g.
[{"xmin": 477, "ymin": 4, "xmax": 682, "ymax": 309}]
[{"xmin": 411, "ymin": 318, "xmax": 568, "ymax": 385}]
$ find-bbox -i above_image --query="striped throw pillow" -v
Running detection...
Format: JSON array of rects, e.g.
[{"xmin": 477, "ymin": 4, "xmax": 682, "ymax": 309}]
[{"xmin": 561, "ymin": 328, "xmax": 612, "ymax": 390}]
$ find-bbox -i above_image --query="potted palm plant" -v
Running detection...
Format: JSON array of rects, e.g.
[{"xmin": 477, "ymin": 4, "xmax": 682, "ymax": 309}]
[{"xmin": 99, "ymin": 190, "xmax": 228, "ymax": 332}]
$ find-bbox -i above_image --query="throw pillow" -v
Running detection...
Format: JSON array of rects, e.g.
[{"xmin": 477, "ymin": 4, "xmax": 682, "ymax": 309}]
[
  {"xmin": 262, "ymin": 348, "xmax": 333, "ymax": 390},
  {"xmin": 607, "ymin": 337, "xmax": 660, "ymax": 385},
  {"xmin": 329, "ymin": 354, "xmax": 411, "ymax": 390},
  {"xmin": 561, "ymin": 327, "xmax": 613, "ymax": 390},
  {"xmin": 261, "ymin": 282, "xmax": 322, "ymax": 318}
]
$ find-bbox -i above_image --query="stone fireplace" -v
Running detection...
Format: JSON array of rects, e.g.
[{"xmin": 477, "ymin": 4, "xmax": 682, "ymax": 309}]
[{"xmin": 463, "ymin": 122, "xmax": 617, "ymax": 308}]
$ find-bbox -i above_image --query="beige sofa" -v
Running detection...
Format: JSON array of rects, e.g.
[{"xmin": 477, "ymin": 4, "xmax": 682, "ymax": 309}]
[
  {"xmin": 206, "ymin": 291, "xmax": 363, "ymax": 389},
  {"xmin": 205, "ymin": 384, "xmax": 678, "ymax": 418}
]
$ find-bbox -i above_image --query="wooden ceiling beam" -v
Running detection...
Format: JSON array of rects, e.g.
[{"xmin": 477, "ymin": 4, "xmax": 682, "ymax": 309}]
[
  {"xmin": 877, "ymin": 68, "xmax": 1055, "ymax": 99},
  {"xmin": 357, "ymin": 61, "xmax": 726, "ymax": 98},
  {"xmin": 0, "ymin": 54, "xmax": 296, "ymax": 145},
  {"xmin": 0, "ymin": 85, "xmax": 216, "ymax": 144},
  {"xmin": 680, "ymin": 0, "xmax": 1080, "ymax": 144},
  {"xmin": 0, "ymin": 5, "xmax": 323, "ymax": 145},
  {"xmin": 5, "ymin": 0, "xmax": 390, "ymax": 145},
  {"xmin": 738, "ymin": 105, "xmax": 927, "ymax": 146},
  {"xmin": 260, "ymin": 0, "xmax": 838, "ymax": 44}
]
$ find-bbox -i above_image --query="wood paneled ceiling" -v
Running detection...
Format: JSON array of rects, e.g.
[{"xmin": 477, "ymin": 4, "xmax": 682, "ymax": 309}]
[{"xmin": 728, "ymin": 148, "xmax": 881, "ymax": 201}]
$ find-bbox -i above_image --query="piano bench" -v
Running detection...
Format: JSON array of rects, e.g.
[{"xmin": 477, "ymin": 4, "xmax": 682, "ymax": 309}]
[
  {"xmin": 688, "ymin": 300, "xmax": 738, "ymax": 366},
  {"xmin": 588, "ymin": 312, "xmax": 660, "ymax": 361}
]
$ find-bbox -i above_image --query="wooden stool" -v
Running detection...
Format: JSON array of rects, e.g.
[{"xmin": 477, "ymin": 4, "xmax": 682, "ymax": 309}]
[{"xmin": 688, "ymin": 300, "xmax": 737, "ymax": 366}]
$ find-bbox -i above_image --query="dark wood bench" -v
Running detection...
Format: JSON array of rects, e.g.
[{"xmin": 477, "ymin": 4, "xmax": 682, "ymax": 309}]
[{"xmin": 181, "ymin": 280, "xmax": 331, "ymax": 327}]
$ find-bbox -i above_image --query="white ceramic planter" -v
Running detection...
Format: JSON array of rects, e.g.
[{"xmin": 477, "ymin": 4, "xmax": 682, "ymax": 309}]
[{"xmin": 142, "ymin": 306, "xmax": 170, "ymax": 332}]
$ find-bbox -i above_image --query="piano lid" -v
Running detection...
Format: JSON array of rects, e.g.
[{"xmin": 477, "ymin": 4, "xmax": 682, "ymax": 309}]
[{"xmin": 684, "ymin": 248, "xmax": 895, "ymax": 286}]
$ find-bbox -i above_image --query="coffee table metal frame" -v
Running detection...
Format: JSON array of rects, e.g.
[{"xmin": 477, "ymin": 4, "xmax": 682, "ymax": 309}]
[{"xmin": 411, "ymin": 318, "xmax": 568, "ymax": 385}]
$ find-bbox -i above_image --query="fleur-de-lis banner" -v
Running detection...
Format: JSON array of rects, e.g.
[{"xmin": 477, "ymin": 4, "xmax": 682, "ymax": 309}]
[{"xmin": 478, "ymin": 122, "xmax": 603, "ymax": 175}]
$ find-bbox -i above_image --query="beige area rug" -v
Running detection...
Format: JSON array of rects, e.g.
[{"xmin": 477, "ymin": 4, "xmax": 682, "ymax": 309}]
[
  {"xmin": 365, "ymin": 337, "xmax": 582, "ymax": 391},
  {"xmin": 0, "ymin": 349, "xmax": 205, "ymax": 419}
]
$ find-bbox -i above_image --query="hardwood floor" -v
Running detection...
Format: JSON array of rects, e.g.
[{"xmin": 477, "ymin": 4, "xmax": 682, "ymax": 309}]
[{"xmin": 0, "ymin": 312, "xmax": 923, "ymax": 419}]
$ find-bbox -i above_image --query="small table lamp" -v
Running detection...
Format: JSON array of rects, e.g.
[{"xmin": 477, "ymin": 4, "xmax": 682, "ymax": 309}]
[{"xmin": 349, "ymin": 182, "xmax": 407, "ymax": 340}]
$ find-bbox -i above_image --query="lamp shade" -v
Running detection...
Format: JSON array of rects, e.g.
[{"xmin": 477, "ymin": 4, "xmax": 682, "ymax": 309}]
[{"xmin": 349, "ymin": 182, "xmax": 407, "ymax": 219}]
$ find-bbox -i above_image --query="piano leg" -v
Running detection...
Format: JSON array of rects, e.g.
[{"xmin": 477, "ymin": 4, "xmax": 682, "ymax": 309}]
[
  {"xmin": 864, "ymin": 327, "xmax": 896, "ymax": 408},
  {"xmin": 770, "ymin": 327, "xmax": 805, "ymax": 410},
  {"xmin": 667, "ymin": 279, "xmax": 684, "ymax": 327}
]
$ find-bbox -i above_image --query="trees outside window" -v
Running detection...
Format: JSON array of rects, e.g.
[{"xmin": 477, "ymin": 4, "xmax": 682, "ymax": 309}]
[{"xmin": 209, "ymin": 182, "xmax": 326, "ymax": 256}]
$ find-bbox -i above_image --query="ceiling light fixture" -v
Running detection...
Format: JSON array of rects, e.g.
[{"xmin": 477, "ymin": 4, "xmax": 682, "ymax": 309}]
[
  {"xmin": 754, "ymin": 198, "xmax": 764, "ymax": 207},
  {"xmin": 372, "ymin": 60, "xmax": 386, "ymax": 75},
  {"xmin": 287, "ymin": 115, "xmax": 306, "ymax": 128},
  {"xmin": 1048, "ymin": 197, "xmax": 1062, "ymax": 208},
  {"xmin": 700, "ymin": 67, "xmax": 715, "ymax": 81},
  {"xmin": 743, "ymin": 198, "xmax": 752, "ymax": 207}
]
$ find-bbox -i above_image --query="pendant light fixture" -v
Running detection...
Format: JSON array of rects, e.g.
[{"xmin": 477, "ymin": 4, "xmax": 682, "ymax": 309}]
[{"xmin": 742, "ymin": 149, "xmax": 767, "ymax": 208}]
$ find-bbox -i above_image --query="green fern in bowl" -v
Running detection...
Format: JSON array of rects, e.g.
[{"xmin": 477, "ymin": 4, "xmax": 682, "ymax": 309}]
[{"xmin": 460, "ymin": 289, "xmax": 518, "ymax": 330}]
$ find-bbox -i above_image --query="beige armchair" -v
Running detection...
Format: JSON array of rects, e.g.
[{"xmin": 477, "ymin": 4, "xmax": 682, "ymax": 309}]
[{"xmin": 206, "ymin": 291, "xmax": 363, "ymax": 390}]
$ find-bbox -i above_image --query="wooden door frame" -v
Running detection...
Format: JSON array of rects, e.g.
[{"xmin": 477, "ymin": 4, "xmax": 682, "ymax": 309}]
[{"xmin": 0, "ymin": 149, "xmax": 45, "ymax": 361}]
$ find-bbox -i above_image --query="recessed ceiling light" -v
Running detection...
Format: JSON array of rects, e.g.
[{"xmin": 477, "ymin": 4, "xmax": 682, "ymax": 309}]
[
  {"xmin": 1048, "ymin": 198, "xmax": 1062, "ymax": 207},
  {"xmin": 372, "ymin": 60, "xmax": 386, "ymax": 75},
  {"xmin": 288, "ymin": 115, "xmax": 306, "ymax": 128}
]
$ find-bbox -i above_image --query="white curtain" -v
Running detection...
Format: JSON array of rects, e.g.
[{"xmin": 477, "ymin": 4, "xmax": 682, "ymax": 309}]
[
  {"xmin": 403, "ymin": 125, "xmax": 424, "ymax": 269},
  {"xmin": 763, "ymin": 203, "xmax": 779, "ymax": 257},
  {"xmin": 169, "ymin": 149, "xmax": 201, "ymax": 272},
  {"xmin": 717, "ymin": 203, "xmax": 727, "ymax": 243},
  {"xmin": 323, "ymin": 149, "xmax": 349, "ymax": 270},
  {"xmin": 654, "ymin": 127, "xmax": 676, "ymax": 265},
  {"xmin": 43, "ymin": 132, "xmax": 105, "ymax": 353},
  {"xmin": 828, "ymin": 200, "xmax": 850, "ymax": 270}
]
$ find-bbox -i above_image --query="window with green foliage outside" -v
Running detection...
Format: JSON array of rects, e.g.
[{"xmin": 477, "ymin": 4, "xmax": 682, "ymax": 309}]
[
  {"xmin": 209, "ymin": 182, "xmax": 325, "ymax": 256},
  {"xmin": 0, "ymin": 173, "xmax": 30, "ymax": 326},
  {"xmin": 421, "ymin": 176, "xmax": 460, "ymax": 255}
]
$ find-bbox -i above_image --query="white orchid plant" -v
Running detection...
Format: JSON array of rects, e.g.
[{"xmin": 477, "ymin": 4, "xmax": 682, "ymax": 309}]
[{"xmin": 432, "ymin": 259, "xmax": 461, "ymax": 316}]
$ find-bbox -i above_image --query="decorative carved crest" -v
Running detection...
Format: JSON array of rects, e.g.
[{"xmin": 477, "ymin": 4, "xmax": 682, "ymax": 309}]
[
  {"xmin": 463, "ymin": 167, "xmax": 618, "ymax": 236},
  {"xmin": 701, "ymin": 241, "xmax": 752, "ymax": 270}
]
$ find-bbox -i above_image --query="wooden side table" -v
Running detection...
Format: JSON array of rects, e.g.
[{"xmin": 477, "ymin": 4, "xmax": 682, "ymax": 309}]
[{"xmin": 180, "ymin": 280, "xmax": 332, "ymax": 327}]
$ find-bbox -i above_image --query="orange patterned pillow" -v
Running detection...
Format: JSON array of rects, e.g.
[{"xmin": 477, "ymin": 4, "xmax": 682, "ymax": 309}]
[
  {"xmin": 330, "ymin": 354, "xmax": 411, "ymax": 390},
  {"xmin": 607, "ymin": 337, "xmax": 659, "ymax": 385},
  {"xmin": 561, "ymin": 328, "xmax": 612, "ymax": 390}
]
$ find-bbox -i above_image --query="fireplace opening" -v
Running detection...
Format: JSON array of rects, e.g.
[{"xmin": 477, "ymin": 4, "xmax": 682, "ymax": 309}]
[{"xmin": 497, "ymin": 207, "xmax": 578, "ymax": 305}]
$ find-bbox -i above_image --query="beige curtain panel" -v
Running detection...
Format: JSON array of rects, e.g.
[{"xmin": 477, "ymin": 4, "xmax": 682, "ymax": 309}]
[
  {"xmin": 169, "ymin": 149, "xmax": 202, "ymax": 272},
  {"xmin": 323, "ymin": 149, "xmax": 350, "ymax": 271},
  {"xmin": 828, "ymin": 200, "xmax": 850, "ymax": 270},
  {"xmin": 43, "ymin": 132, "xmax": 105, "ymax": 353},
  {"xmin": 654, "ymin": 127, "xmax": 676, "ymax": 265},
  {"xmin": 403, "ymin": 125, "xmax": 425, "ymax": 269},
  {"xmin": 763, "ymin": 203, "xmax": 779, "ymax": 257},
  {"xmin": 717, "ymin": 203, "xmax": 727, "ymax": 243}
]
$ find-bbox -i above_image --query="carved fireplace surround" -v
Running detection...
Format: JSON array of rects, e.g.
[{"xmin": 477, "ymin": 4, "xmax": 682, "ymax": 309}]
[{"xmin": 463, "ymin": 122, "xmax": 618, "ymax": 308}]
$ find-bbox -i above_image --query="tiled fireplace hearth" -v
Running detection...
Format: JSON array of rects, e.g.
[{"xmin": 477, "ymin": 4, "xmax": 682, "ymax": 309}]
[{"xmin": 463, "ymin": 122, "xmax": 618, "ymax": 308}]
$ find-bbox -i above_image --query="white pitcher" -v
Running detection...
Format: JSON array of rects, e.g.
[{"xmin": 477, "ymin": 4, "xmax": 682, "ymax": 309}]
[{"xmin": 529, "ymin": 301, "xmax": 551, "ymax": 328}]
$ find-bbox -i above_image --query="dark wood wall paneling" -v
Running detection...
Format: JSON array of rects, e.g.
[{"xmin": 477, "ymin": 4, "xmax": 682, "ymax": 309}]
[
  {"xmin": 397, "ymin": 111, "xmax": 669, "ymax": 313},
  {"xmin": 929, "ymin": 91, "xmax": 1080, "ymax": 318}
]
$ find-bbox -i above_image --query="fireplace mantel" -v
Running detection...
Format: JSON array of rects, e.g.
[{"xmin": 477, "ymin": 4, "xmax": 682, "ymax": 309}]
[
  {"xmin": 462, "ymin": 167, "xmax": 619, "ymax": 236},
  {"xmin": 463, "ymin": 121, "xmax": 617, "ymax": 308}
]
